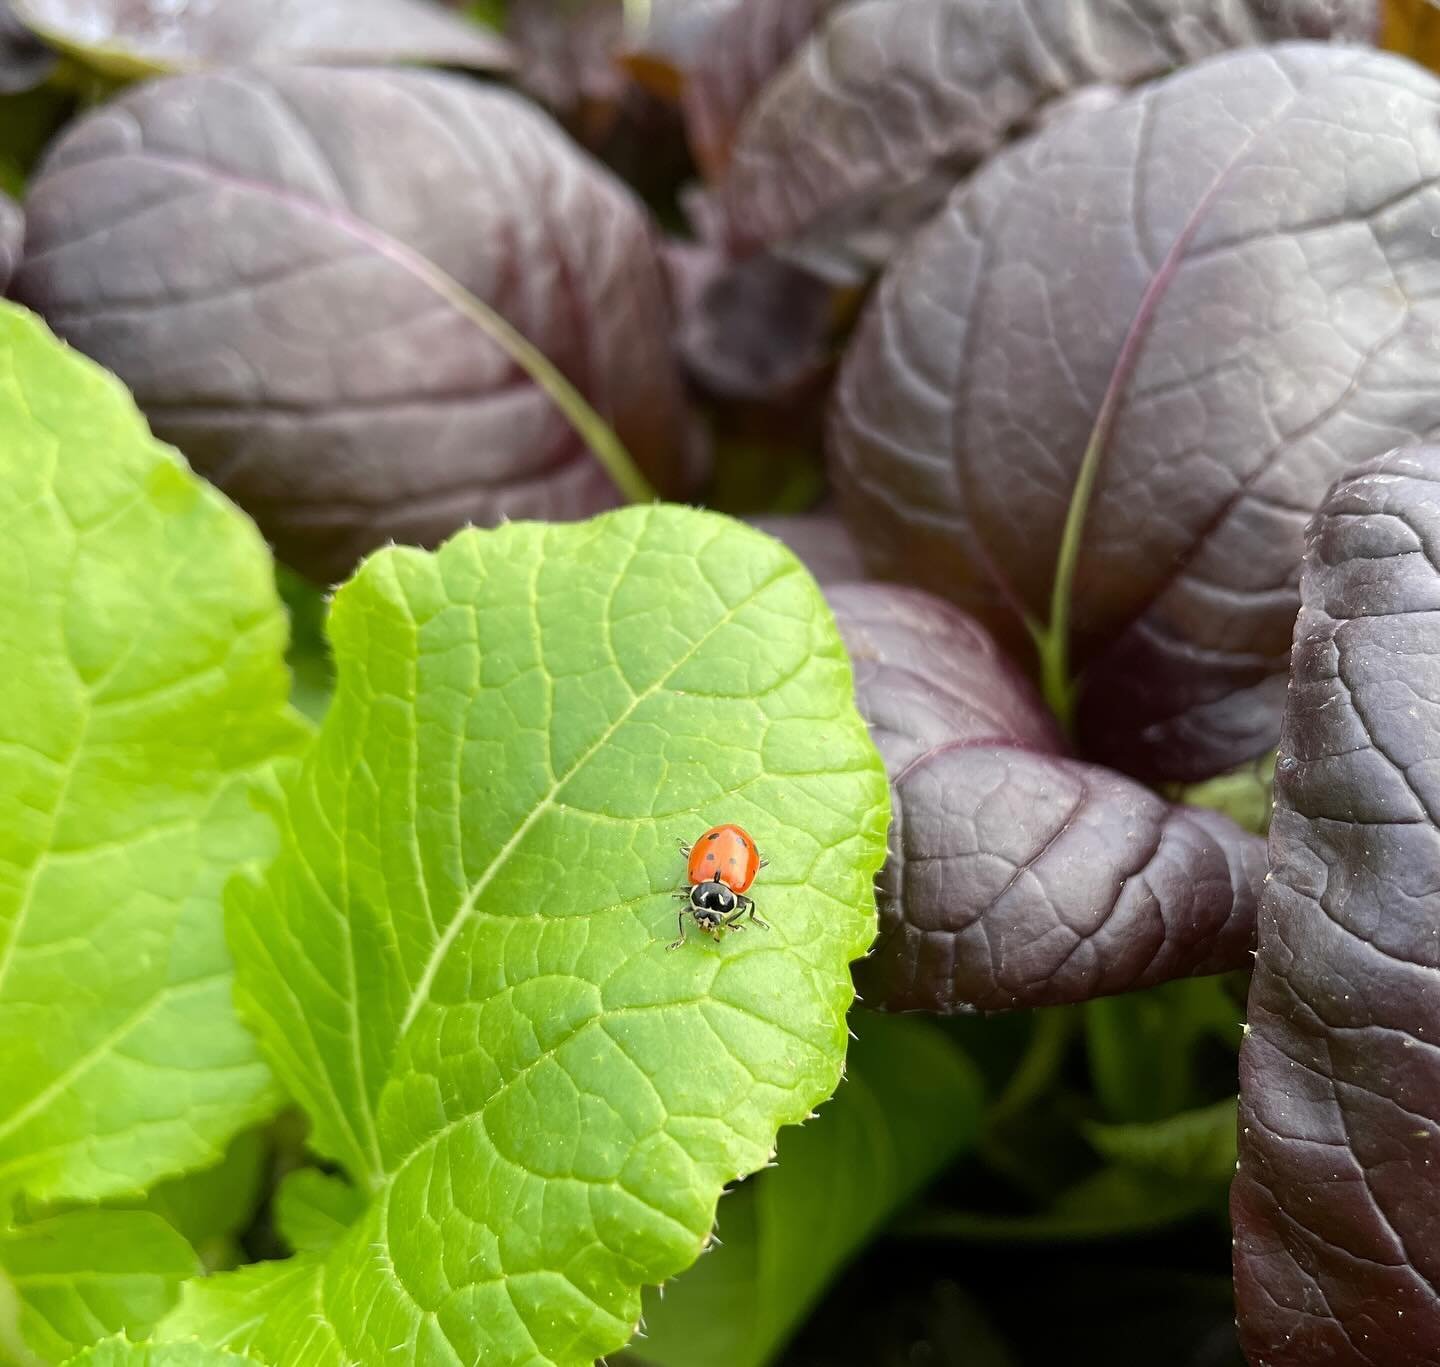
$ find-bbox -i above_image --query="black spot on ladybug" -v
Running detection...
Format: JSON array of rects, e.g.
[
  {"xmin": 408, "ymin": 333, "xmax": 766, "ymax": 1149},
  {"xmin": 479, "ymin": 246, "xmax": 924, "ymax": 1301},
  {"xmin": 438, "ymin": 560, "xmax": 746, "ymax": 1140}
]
[
  {"xmin": 705, "ymin": 852, "xmax": 715, "ymax": 863},
  {"xmin": 729, "ymin": 858, "xmax": 738, "ymax": 867},
  {"xmin": 707, "ymin": 832, "xmax": 720, "ymax": 841}
]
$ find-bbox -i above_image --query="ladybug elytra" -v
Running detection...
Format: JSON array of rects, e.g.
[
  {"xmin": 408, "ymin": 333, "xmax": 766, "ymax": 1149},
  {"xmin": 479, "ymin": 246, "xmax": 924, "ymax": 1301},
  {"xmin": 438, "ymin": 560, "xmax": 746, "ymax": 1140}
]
[{"xmin": 669, "ymin": 823, "xmax": 768, "ymax": 949}]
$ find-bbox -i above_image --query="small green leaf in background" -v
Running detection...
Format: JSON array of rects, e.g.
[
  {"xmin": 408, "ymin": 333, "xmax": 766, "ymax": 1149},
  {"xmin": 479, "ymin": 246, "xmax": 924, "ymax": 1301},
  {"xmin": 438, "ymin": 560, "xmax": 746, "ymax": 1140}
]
[
  {"xmin": 1173, "ymin": 752, "xmax": 1276, "ymax": 836},
  {"xmin": 121, "ymin": 1131, "xmax": 270, "ymax": 1273},
  {"xmin": 904, "ymin": 1167, "xmax": 1217, "ymax": 1246},
  {"xmin": 273, "ymin": 1171, "xmax": 363, "ymax": 1256},
  {"xmin": 622, "ymin": 1014, "xmax": 984, "ymax": 1367},
  {"xmin": 62, "ymin": 1340, "xmax": 255, "ymax": 1366},
  {"xmin": 274, "ymin": 570, "xmax": 333, "ymax": 725},
  {"xmin": 1084, "ymin": 1098, "xmax": 1238, "ymax": 1188},
  {"xmin": 0, "ymin": 302, "xmax": 311, "ymax": 1209},
  {"xmin": 0, "ymin": 86, "xmax": 71, "ymax": 198},
  {"xmin": 1084, "ymin": 978, "xmax": 1243, "ymax": 1124},
  {"xmin": 167, "ymin": 507, "xmax": 889, "ymax": 1366},
  {"xmin": 0, "ymin": 1212, "xmax": 197, "ymax": 1365}
]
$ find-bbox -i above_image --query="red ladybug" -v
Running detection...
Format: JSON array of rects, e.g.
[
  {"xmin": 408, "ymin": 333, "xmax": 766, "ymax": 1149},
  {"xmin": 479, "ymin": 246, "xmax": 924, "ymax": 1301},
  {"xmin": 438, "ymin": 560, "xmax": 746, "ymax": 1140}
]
[{"xmin": 669, "ymin": 823, "xmax": 768, "ymax": 948}]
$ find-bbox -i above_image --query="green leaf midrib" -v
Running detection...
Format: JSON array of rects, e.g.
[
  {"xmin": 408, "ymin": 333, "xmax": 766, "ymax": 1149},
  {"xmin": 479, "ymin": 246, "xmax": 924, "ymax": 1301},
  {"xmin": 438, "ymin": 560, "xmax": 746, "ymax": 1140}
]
[
  {"xmin": 210, "ymin": 504, "xmax": 888, "ymax": 1366},
  {"xmin": 391, "ymin": 546, "xmax": 804, "ymax": 1042},
  {"xmin": 261, "ymin": 521, "xmax": 814, "ymax": 1194}
]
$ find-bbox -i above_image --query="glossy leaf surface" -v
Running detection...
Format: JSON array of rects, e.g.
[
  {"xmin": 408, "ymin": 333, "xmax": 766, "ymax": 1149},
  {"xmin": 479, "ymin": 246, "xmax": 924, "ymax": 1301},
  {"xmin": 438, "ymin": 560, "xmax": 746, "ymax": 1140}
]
[
  {"xmin": 1234, "ymin": 447, "xmax": 1440, "ymax": 1363},
  {"xmin": 831, "ymin": 583, "xmax": 1264, "ymax": 1012}
]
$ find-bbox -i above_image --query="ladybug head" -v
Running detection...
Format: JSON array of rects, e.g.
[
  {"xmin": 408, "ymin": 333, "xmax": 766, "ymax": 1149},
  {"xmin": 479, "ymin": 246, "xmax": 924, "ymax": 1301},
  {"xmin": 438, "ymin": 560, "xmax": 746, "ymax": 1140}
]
[{"xmin": 690, "ymin": 880, "xmax": 736, "ymax": 919}]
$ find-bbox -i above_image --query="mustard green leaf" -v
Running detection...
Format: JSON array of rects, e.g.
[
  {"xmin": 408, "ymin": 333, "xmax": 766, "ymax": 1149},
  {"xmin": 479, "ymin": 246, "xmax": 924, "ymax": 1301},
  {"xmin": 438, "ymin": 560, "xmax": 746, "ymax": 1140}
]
[
  {"xmin": 123, "ymin": 1131, "xmax": 270, "ymax": 1273},
  {"xmin": 201, "ymin": 507, "xmax": 889, "ymax": 1366},
  {"xmin": 0, "ymin": 303, "xmax": 312, "ymax": 1206},
  {"xmin": 62, "ymin": 1339, "xmax": 257, "ymax": 1366},
  {"xmin": 272, "ymin": 1173, "xmax": 362, "ymax": 1256},
  {"xmin": 0, "ymin": 1211, "xmax": 197, "ymax": 1365},
  {"xmin": 625, "ymin": 1014, "xmax": 984, "ymax": 1367}
]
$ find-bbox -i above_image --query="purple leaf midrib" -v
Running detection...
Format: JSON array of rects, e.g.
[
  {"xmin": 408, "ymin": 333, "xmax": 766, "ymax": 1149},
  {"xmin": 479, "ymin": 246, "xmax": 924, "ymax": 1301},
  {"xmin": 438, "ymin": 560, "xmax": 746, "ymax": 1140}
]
[{"xmin": 1042, "ymin": 68, "xmax": 1311, "ymax": 660}]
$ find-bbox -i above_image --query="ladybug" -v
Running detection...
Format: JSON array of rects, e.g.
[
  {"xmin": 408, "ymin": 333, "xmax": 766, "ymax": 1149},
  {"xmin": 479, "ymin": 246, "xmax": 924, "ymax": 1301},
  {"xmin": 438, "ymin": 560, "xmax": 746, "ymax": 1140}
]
[{"xmin": 668, "ymin": 823, "xmax": 769, "ymax": 949}]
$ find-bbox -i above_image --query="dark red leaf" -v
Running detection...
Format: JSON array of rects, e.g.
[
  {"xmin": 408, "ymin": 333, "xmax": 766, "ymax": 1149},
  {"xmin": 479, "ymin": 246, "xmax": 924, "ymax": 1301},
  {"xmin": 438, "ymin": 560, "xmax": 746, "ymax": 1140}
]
[
  {"xmin": 14, "ymin": 67, "xmax": 698, "ymax": 583},
  {"xmin": 832, "ymin": 583, "xmax": 1263, "ymax": 1012},
  {"xmin": 681, "ymin": 0, "xmax": 835, "ymax": 181},
  {"xmin": 14, "ymin": 0, "xmax": 512, "ymax": 70},
  {"xmin": 1234, "ymin": 447, "xmax": 1440, "ymax": 1365},
  {"xmin": 831, "ymin": 44, "xmax": 1440, "ymax": 783},
  {"xmin": 715, "ymin": 0, "xmax": 1377, "ymax": 277}
]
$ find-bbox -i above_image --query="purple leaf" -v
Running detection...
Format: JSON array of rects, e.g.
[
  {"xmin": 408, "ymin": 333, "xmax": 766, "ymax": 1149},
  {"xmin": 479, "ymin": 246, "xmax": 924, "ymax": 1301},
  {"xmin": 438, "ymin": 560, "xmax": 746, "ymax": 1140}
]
[
  {"xmin": 670, "ymin": 240, "xmax": 834, "ymax": 400},
  {"xmin": 715, "ymin": 0, "xmax": 1377, "ymax": 277},
  {"xmin": 14, "ymin": 67, "xmax": 698, "ymax": 583},
  {"xmin": 506, "ymin": 0, "xmax": 627, "ymax": 125},
  {"xmin": 12, "ymin": 0, "xmax": 512, "ymax": 72},
  {"xmin": 0, "ymin": 191, "xmax": 22, "ymax": 293},
  {"xmin": 0, "ymin": 0, "xmax": 52, "ymax": 93},
  {"xmin": 681, "ymin": 0, "xmax": 835, "ymax": 181},
  {"xmin": 749, "ymin": 513, "xmax": 863, "ymax": 585},
  {"xmin": 830, "ymin": 584, "xmax": 1263, "ymax": 1012},
  {"xmin": 506, "ymin": 0, "xmax": 736, "ymax": 130},
  {"xmin": 831, "ymin": 43, "xmax": 1440, "ymax": 784},
  {"xmin": 1233, "ymin": 447, "xmax": 1440, "ymax": 1364}
]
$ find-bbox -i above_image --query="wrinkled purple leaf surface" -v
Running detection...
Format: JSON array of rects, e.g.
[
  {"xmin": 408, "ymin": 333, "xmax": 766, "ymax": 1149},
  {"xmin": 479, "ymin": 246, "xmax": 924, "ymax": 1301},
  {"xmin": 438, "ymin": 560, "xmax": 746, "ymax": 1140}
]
[
  {"xmin": 15, "ymin": 67, "xmax": 696, "ymax": 582},
  {"xmin": 670, "ymin": 240, "xmax": 834, "ymax": 400},
  {"xmin": 1233, "ymin": 447, "xmax": 1440, "ymax": 1365},
  {"xmin": 831, "ymin": 584, "xmax": 1263, "ymax": 1012},
  {"xmin": 717, "ymin": 0, "xmax": 1377, "ymax": 275},
  {"xmin": 13, "ymin": 0, "xmax": 511, "ymax": 71},
  {"xmin": 831, "ymin": 43, "xmax": 1440, "ymax": 784},
  {"xmin": 682, "ymin": 0, "xmax": 834, "ymax": 181},
  {"xmin": 507, "ymin": 0, "xmax": 626, "ymax": 120}
]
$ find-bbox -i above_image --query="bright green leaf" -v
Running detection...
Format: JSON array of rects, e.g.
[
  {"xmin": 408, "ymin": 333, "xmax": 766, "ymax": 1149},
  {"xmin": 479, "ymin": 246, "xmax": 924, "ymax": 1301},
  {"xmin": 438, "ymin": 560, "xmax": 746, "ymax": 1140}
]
[
  {"xmin": 0, "ymin": 303, "xmax": 312, "ymax": 1206},
  {"xmin": 194, "ymin": 508, "xmax": 889, "ymax": 1366},
  {"xmin": 624, "ymin": 1014, "xmax": 984, "ymax": 1367},
  {"xmin": 161, "ymin": 1259, "xmax": 323, "ymax": 1361},
  {"xmin": 275, "ymin": 572, "xmax": 333, "ymax": 726},
  {"xmin": 125, "ymin": 1130, "xmax": 270, "ymax": 1272},
  {"xmin": 1084, "ymin": 1097, "xmax": 1238, "ymax": 1187},
  {"xmin": 1084, "ymin": 977, "xmax": 1244, "ymax": 1124},
  {"xmin": 905, "ymin": 1167, "xmax": 1217, "ymax": 1245},
  {"xmin": 62, "ymin": 1338, "xmax": 257, "ymax": 1366},
  {"xmin": 1173, "ymin": 752, "xmax": 1276, "ymax": 836},
  {"xmin": 0, "ymin": 1211, "xmax": 197, "ymax": 1364},
  {"xmin": 273, "ymin": 1172, "xmax": 363, "ymax": 1255}
]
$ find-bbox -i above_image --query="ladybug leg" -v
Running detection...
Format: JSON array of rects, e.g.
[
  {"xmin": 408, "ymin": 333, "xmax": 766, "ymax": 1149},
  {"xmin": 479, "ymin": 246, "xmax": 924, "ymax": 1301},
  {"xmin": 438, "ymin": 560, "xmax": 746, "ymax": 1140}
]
[
  {"xmin": 758, "ymin": 858, "xmax": 769, "ymax": 869},
  {"xmin": 676, "ymin": 838, "xmax": 692, "ymax": 856},
  {"xmin": 741, "ymin": 896, "xmax": 770, "ymax": 931},
  {"xmin": 667, "ymin": 910, "xmax": 689, "ymax": 950}
]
